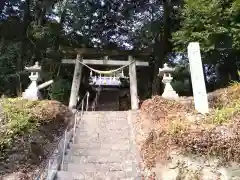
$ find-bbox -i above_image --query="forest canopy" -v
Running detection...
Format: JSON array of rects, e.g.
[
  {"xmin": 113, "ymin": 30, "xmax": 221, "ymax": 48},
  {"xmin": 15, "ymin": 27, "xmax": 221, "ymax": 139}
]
[{"xmin": 0, "ymin": 0, "xmax": 239, "ymax": 101}]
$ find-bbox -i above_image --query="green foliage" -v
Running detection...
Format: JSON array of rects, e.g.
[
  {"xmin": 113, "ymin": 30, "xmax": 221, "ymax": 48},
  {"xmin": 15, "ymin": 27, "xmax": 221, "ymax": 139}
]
[
  {"xmin": 172, "ymin": 0, "xmax": 240, "ymax": 53},
  {"xmin": 0, "ymin": 43, "xmax": 19, "ymax": 75},
  {"xmin": 210, "ymin": 97, "xmax": 240, "ymax": 124},
  {"xmin": 207, "ymin": 82, "xmax": 240, "ymax": 124},
  {"xmin": 172, "ymin": 80, "xmax": 191, "ymax": 95},
  {"xmin": 211, "ymin": 104, "xmax": 240, "ymax": 124},
  {"xmin": 172, "ymin": 63, "xmax": 192, "ymax": 95},
  {"xmin": 48, "ymin": 78, "xmax": 71, "ymax": 104},
  {"xmin": 0, "ymin": 99, "xmax": 40, "ymax": 151}
]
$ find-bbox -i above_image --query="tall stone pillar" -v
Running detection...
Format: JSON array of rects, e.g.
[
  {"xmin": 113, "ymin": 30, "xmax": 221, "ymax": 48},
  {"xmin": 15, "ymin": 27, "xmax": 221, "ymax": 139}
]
[
  {"xmin": 128, "ymin": 55, "xmax": 139, "ymax": 110},
  {"xmin": 188, "ymin": 42, "xmax": 209, "ymax": 114},
  {"xmin": 69, "ymin": 54, "xmax": 83, "ymax": 109}
]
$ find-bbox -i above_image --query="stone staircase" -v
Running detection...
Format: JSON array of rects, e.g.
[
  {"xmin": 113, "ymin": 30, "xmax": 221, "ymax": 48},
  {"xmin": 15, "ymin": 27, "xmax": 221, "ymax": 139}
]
[{"xmin": 55, "ymin": 111, "xmax": 141, "ymax": 180}]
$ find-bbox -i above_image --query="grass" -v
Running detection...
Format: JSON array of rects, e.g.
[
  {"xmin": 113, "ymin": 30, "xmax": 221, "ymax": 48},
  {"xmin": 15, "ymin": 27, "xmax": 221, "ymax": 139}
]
[
  {"xmin": 210, "ymin": 101, "xmax": 240, "ymax": 124},
  {"xmin": 167, "ymin": 118, "xmax": 190, "ymax": 135},
  {"xmin": 206, "ymin": 82, "xmax": 240, "ymax": 125}
]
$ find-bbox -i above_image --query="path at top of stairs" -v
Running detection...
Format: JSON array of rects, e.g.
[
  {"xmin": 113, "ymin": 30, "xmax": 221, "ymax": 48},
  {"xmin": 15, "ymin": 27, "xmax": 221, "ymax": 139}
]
[
  {"xmin": 55, "ymin": 111, "xmax": 141, "ymax": 180},
  {"xmin": 96, "ymin": 90, "xmax": 120, "ymax": 111}
]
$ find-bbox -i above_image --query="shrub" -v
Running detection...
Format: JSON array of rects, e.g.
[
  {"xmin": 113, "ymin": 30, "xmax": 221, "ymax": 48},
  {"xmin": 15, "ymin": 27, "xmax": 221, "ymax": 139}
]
[
  {"xmin": 0, "ymin": 98, "xmax": 40, "ymax": 151},
  {"xmin": 0, "ymin": 98, "xmax": 70, "ymax": 154},
  {"xmin": 48, "ymin": 78, "xmax": 71, "ymax": 104}
]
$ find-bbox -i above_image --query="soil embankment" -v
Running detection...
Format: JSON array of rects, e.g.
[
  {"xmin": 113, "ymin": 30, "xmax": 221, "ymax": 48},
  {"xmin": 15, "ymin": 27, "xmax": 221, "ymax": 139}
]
[
  {"xmin": 136, "ymin": 83, "xmax": 240, "ymax": 179},
  {"xmin": 0, "ymin": 98, "xmax": 73, "ymax": 179}
]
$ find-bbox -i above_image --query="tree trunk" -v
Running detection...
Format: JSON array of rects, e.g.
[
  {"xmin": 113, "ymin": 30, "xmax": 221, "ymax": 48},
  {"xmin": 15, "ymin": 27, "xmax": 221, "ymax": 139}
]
[
  {"xmin": 17, "ymin": 0, "xmax": 31, "ymax": 96},
  {"xmin": 0, "ymin": 36, "xmax": 5, "ymax": 52},
  {"xmin": 0, "ymin": 0, "xmax": 6, "ymax": 12},
  {"xmin": 151, "ymin": 0, "xmax": 172, "ymax": 96},
  {"xmin": 227, "ymin": 52, "xmax": 239, "ymax": 81},
  {"xmin": 151, "ymin": 32, "xmax": 162, "ymax": 96},
  {"xmin": 51, "ymin": 0, "xmax": 68, "ymax": 78},
  {"xmin": 202, "ymin": 63, "xmax": 208, "ymax": 91},
  {"xmin": 54, "ymin": 0, "xmax": 68, "ymax": 51}
]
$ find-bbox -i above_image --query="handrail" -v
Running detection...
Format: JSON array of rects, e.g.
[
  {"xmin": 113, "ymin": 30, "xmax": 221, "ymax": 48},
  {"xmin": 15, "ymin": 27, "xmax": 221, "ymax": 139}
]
[
  {"xmin": 91, "ymin": 93, "xmax": 98, "ymax": 111},
  {"xmin": 91, "ymin": 88, "xmax": 101, "ymax": 111},
  {"xmin": 61, "ymin": 91, "xmax": 89, "ymax": 169},
  {"xmin": 36, "ymin": 91, "xmax": 90, "ymax": 180}
]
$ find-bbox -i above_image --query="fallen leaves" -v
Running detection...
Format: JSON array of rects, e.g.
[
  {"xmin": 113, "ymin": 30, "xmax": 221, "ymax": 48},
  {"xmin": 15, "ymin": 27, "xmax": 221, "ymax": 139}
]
[{"xmin": 137, "ymin": 83, "xmax": 240, "ymax": 172}]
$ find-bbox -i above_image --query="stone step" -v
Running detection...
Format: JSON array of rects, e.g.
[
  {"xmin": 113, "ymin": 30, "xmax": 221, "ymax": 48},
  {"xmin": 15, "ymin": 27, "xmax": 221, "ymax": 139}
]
[
  {"xmin": 64, "ymin": 153, "xmax": 136, "ymax": 164},
  {"xmin": 74, "ymin": 134, "xmax": 130, "ymax": 141},
  {"xmin": 75, "ymin": 131, "xmax": 130, "ymax": 138},
  {"xmin": 73, "ymin": 136, "xmax": 130, "ymax": 144},
  {"xmin": 77, "ymin": 121, "xmax": 129, "ymax": 125},
  {"xmin": 82, "ymin": 112, "xmax": 127, "ymax": 116},
  {"xmin": 56, "ymin": 170, "xmax": 137, "ymax": 180},
  {"xmin": 76, "ymin": 127, "xmax": 130, "ymax": 137},
  {"xmin": 63, "ymin": 162, "xmax": 134, "ymax": 172},
  {"xmin": 77, "ymin": 124, "xmax": 129, "ymax": 133},
  {"xmin": 78, "ymin": 120, "xmax": 129, "ymax": 127},
  {"xmin": 80, "ymin": 117, "xmax": 128, "ymax": 122},
  {"xmin": 55, "ymin": 111, "xmax": 141, "ymax": 180},
  {"xmin": 76, "ymin": 127, "xmax": 130, "ymax": 134},
  {"xmin": 83, "ymin": 111, "xmax": 127, "ymax": 116},
  {"xmin": 70, "ymin": 142, "xmax": 130, "ymax": 150},
  {"xmin": 75, "ymin": 127, "xmax": 130, "ymax": 134},
  {"xmin": 82, "ymin": 111, "xmax": 128, "ymax": 115},
  {"xmin": 72, "ymin": 135, "xmax": 131, "ymax": 144},
  {"xmin": 67, "ymin": 148, "xmax": 131, "ymax": 157},
  {"xmin": 81, "ymin": 115, "xmax": 128, "ymax": 120},
  {"xmin": 73, "ymin": 140, "xmax": 130, "ymax": 147}
]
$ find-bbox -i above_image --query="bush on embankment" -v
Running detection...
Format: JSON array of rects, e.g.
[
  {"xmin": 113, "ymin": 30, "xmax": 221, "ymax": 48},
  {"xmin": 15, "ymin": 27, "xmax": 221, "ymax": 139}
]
[
  {"xmin": 0, "ymin": 98, "xmax": 72, "ymax": 178},
  {"xmin": 138, "ymin": 82, "xmax": 240, "ymax": 169}
]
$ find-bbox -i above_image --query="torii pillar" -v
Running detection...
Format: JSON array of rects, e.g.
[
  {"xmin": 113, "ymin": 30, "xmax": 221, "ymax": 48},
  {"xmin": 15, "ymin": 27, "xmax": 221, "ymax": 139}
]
[
  {"xmin": 128, "ymin": 55, "xmax": 139, "ymax": 110},
  {"xmin": 63, "ymin": 52, "xmax": 149, "ymax": 110},
  {"xmin": 69, "ymin": 54, "xmax": 83, "ymax": 109}
]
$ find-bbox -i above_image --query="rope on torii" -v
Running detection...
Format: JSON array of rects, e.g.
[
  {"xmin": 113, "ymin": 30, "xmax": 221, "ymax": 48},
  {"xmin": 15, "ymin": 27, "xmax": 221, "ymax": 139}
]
[{"xmin": 77, "ymin": 59, "xmax": 135, "ymax": 75}]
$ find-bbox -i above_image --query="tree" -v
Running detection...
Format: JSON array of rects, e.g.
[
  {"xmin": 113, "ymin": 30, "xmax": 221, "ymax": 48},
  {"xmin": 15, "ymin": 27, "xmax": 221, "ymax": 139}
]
[
  {"xmin": 172, "ymin": 0, "xmax": 240, "ymax": 88},
  {"xmin": 130, "ymin": 0, "xmax": 182, "ymax": 95},
  {"xmin": 0, "ymin": 0, "xmax": 185, "ymax": 98}
]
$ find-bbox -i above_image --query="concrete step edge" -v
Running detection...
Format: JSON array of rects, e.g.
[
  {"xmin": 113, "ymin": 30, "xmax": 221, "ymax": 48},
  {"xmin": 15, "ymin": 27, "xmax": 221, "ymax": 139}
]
[{"xmin": 56, "ymin": 170, "xmax": 138, "ymax": 180}]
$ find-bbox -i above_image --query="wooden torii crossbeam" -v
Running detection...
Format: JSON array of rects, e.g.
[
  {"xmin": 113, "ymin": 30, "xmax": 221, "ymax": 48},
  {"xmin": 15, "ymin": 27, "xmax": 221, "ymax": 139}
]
[
  {"xmin": 62, "ymin": 59, "xmax": 149, "ymax": 66},
  {"xmin": 62, "ymin": 50, "xmax": 149, "ymax": 110}
]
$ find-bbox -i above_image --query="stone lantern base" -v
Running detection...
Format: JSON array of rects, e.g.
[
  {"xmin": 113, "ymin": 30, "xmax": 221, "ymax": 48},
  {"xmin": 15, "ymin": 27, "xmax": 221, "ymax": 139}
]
[
  {"xmin": 22, "ymin": 87, "xmax": 42, "ymax": 101},
  {"xmin": 161, "ymin": 73, "xmax": 179, "ymax": 101},
  {"xmin": 162, "ymin": 82, "xmax": 179, "ymax": 100}
]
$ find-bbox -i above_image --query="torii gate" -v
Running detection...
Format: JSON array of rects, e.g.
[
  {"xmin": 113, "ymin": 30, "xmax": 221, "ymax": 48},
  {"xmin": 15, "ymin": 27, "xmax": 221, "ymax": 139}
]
[{"xmin": 61, "ymin": 48, "xmax": 149, "ymax": 110}]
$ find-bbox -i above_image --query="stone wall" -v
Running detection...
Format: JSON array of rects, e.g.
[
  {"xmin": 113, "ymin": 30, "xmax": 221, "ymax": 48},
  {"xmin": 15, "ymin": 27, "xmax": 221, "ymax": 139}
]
[
  {"xmin": 177, "ymin": 91, "xmax": 228, "ymax": 109},
  {"xmin": 152, "ymin": 151, "xmax": 240, "ymax": 180}
]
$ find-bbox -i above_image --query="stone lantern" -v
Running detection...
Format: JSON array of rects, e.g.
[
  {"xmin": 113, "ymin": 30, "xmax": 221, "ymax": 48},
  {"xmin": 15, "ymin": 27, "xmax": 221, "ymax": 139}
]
[
  {"xmin": 22, "ymin": 62, "xmax": 53, "ymax": 100},
  {"xmin": 22, "ymin": 62, "xmax": 42, "ymax": 100},
  {"xmin": 159, "ymin": 63, "xmax": 179, "ymax": 100}
]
